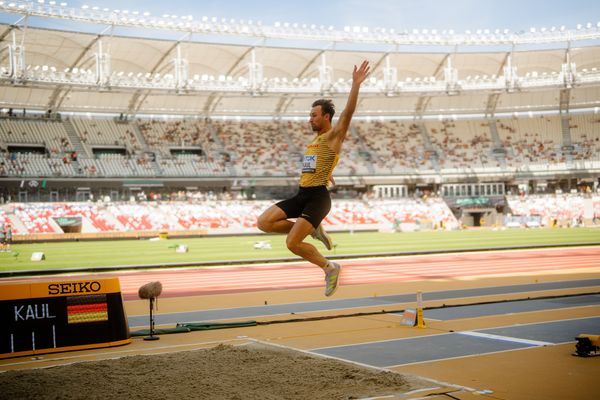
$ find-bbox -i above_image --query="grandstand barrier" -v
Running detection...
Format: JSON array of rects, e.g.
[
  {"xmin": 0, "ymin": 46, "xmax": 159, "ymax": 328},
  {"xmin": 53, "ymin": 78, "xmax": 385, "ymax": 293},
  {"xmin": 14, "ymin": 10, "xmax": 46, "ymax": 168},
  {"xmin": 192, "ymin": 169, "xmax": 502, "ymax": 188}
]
[{"xmin": 0, "ymin": 277, "xmax": 130, "ymax": 359}]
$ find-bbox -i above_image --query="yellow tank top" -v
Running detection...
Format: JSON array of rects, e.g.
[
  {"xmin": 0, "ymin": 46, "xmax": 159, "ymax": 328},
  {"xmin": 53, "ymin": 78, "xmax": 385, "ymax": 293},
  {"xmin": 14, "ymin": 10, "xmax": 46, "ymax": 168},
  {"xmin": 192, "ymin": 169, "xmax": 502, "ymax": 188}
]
[{"xmin": 299, "ymin": 133, "xmax": 339, "ymax": 187}]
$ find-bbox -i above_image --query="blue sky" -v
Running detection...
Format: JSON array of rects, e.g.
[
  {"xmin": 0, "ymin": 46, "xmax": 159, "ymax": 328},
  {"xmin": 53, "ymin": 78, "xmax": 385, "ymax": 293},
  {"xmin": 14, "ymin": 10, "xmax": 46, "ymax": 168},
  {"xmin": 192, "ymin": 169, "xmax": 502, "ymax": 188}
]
[{"xmin": 44, "ymin": 0, "xmax": 599, "ymax": 32}]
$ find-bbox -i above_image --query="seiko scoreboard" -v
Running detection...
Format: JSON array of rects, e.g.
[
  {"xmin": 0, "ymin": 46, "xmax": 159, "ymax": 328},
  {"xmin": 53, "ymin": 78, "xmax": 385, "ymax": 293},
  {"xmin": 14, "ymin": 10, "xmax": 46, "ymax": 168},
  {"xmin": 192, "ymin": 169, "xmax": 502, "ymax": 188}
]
[{"xmin": 1, "ymin": 278, "xmax": 130, "ymax": 359}]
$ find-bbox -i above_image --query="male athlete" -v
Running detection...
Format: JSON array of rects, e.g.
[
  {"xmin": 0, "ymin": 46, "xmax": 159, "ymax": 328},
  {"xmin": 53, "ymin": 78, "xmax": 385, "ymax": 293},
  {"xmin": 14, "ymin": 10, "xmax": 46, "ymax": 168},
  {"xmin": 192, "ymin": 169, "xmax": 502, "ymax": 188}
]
[{"xmin": 257, "ymin": 60, "xmax": 370, "ymax": 296}]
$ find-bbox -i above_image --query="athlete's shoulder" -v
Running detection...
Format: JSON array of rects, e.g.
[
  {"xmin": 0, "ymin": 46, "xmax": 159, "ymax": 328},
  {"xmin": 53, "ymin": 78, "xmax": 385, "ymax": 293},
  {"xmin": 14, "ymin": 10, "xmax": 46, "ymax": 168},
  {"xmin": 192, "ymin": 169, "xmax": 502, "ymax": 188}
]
[{"xmin": 321, "ymin": 128, "xmax": 336, "ymax": 140}]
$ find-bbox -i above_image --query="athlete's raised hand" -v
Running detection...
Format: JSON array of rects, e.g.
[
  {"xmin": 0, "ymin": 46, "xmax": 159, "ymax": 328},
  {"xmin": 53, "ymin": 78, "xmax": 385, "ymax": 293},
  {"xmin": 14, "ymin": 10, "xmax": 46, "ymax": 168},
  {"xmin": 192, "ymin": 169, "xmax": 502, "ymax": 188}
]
[{"xmin": 352, "ymin": 60, "xmax": 370, "ymax": 86}]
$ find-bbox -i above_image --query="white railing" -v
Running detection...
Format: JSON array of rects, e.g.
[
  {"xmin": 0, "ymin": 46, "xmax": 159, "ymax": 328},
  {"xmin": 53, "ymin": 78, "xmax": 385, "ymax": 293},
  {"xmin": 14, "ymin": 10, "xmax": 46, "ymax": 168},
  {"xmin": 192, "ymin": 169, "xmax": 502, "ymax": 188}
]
[{"xmin": 3, "ymin": 66, "xmax": 600, "ymax": 97}]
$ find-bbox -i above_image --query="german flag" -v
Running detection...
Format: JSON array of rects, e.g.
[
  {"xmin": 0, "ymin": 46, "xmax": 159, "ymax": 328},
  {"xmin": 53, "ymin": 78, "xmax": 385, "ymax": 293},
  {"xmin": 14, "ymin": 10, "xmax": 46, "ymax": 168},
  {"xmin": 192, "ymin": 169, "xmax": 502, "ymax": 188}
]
[{"xmin": 67, "ymin": 294, "xmax": 108, "ymax": 324}]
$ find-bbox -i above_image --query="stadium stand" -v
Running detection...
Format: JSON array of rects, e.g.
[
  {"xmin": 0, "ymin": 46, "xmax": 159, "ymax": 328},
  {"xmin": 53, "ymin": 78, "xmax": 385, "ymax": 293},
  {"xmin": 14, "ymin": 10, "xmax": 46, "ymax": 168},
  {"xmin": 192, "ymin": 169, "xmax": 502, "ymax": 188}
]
[
  {"xmin": 506, "ymin": 194, "xmax": 600, "ymax": 227},
  {"xmin": 427, "ymin": 119, "xmax": 498, "ymax": 170},
  {"xmin": 356, "ymin": 120, "xmax": 432, "ymax": 173},
  {"xmin": 4, "ymin": 193, "xmax": 599, "ymax": 236},
  {"xmin": 1, "ymin": 114, "xmax": 600, "ymax": 179},
  {"xmin": 0, "ymin": 197, "xmax": 459, "ymax": 235}
]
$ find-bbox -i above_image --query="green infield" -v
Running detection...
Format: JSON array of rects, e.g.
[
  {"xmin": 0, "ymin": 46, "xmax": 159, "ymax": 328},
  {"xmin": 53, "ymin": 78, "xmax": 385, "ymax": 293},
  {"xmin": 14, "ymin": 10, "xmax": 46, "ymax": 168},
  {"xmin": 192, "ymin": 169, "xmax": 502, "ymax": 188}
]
[{"xmin": 0, "ymin": 228, "xmax": 598, "ymax": 273}]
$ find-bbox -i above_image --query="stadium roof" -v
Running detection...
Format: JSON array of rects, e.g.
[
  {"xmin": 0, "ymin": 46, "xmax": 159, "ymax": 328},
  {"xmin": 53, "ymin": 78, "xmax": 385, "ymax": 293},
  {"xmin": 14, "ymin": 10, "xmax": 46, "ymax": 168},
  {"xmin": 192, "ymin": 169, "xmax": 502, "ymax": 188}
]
[{"xmin": 1, "ymin": 4, "xmax": 600, "ymax": 118}]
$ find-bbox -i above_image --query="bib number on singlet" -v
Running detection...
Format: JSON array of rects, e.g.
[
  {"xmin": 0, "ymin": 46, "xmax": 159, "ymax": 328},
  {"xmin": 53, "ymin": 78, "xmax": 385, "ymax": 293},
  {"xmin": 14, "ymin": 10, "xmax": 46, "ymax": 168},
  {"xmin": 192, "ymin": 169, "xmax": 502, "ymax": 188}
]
[{"xmin": 302, "ymin": 155, "xmax": 317, "ymax": 173}]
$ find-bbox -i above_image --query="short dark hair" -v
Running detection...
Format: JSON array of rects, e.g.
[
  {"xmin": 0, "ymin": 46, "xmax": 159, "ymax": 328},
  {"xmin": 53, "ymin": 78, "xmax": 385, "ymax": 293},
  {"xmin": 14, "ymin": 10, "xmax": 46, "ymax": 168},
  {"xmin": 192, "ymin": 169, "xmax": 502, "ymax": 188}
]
[{"xmin": 312, "ymin": 99, "xmax": 335, "ymax": 120}]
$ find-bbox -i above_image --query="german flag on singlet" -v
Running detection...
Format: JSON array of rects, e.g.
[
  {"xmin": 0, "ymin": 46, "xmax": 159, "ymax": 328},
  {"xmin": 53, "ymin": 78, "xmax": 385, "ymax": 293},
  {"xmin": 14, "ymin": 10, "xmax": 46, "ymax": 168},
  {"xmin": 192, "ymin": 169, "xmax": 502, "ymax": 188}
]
[{"xmin": 67, "ymin": 294, "xmax": 108, "ymax": 324}]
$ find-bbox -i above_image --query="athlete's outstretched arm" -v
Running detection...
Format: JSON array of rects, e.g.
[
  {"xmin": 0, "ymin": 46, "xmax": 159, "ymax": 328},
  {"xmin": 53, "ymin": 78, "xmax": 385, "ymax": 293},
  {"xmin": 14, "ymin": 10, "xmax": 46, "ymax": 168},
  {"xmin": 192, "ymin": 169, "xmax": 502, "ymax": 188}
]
[{"xmin": 331, "ymin": 60, "xmax": 370, "ymax": 142}]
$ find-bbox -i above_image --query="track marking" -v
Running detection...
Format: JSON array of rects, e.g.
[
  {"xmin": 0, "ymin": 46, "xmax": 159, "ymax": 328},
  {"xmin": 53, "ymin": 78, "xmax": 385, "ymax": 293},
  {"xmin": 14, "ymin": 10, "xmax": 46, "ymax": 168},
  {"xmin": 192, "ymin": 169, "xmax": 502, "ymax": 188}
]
[
  {"xmin": 384, "ymin": 346, "xmax": 539, "ymax": 368},
  {"xmin": 475, "ymin": 315, "xmax": 600, "ymax": 331},
  {"xmin": 312, "ymin": 332, "xmax": 454, "ymax": 351},
  {"xmin": 456, "ymin": 331, "xmax": 553, "ymax": 346}
]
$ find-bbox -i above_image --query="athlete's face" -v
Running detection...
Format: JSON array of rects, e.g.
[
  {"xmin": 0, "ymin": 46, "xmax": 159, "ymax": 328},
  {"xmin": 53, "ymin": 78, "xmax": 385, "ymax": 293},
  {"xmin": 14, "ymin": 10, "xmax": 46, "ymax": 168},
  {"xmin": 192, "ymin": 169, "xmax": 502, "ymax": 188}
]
[{"xmin": 309, "ymin": 106, "xmax": 329, "ymax": 132}]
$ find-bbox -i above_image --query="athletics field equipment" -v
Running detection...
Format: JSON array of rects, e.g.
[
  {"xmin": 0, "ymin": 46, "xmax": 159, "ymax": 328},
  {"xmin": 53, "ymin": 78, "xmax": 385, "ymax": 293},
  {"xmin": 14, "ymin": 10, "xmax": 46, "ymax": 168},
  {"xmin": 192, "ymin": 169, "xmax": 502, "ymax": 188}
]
[
  {"xmin": 0, "ymin": 277, "xmax": 130, "ymax": 359},
  {"xmin": 574, "ymin": 334, "xmax": 600, "ymax": 357}
]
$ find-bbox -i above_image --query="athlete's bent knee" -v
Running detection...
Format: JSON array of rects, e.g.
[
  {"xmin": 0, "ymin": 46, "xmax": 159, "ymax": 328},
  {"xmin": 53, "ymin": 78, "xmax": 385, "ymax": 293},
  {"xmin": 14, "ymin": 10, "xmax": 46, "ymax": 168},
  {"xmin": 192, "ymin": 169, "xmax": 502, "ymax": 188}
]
[
  {"xmin": 256, "ymin": 214, "xmax": 271, "ymax": 233},
  {"xmin": 286, "ymin": 237, "xmax": 301, "ymax": 255}
]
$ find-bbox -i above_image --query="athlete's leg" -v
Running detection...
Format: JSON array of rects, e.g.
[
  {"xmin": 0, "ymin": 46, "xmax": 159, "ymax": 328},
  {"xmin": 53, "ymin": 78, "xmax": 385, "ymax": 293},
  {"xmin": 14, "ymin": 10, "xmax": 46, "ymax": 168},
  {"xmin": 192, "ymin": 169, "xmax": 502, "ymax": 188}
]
[
  {"xmin": 287, "ymin": 218, "xmax": 341, "ymax": 296},
  {"xmin": 311, "ymin": 224, "xmax": 333, "ymax": 250},
  {"xmin": 285, "ymin": 217, "xmax": 329, "ymax": 269},
  {"xmin": 257, "ymin": 204, "xmax": 295, "ymax": 234}
]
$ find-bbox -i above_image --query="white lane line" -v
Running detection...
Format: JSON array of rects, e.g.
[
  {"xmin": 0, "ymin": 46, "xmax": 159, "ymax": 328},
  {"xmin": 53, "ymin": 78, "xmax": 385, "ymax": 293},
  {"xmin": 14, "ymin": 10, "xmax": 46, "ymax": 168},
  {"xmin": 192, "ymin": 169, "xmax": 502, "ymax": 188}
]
[{"xmin": 457, "ymin": 330, "xmax": 553, "ymax": 346}]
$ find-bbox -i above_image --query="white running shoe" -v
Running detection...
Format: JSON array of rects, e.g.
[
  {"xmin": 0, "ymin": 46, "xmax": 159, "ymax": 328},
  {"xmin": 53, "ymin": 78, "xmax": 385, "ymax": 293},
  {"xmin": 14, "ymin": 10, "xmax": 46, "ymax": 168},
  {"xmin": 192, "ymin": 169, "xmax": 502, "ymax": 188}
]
[
  {"xmin": 324, "ymin": 262, "xmax": 341, "ymax": 297},
  {"xmin": 312, "ymin": 224, "xmax": 333, "ymax": 250}
]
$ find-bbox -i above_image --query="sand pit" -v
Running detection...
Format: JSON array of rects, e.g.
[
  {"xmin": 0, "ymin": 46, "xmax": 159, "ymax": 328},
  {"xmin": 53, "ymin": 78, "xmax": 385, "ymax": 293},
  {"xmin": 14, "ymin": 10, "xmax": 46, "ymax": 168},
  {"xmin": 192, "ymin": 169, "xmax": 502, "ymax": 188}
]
[{"xmin": 0, "ymin": 343, "xmax": 429, "ymax": 399}]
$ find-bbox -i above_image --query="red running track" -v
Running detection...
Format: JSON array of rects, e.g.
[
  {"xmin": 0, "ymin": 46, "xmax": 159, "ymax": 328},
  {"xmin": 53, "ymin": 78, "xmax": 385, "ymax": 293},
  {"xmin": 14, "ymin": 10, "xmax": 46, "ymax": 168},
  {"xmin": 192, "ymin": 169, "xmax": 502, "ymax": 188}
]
[
  {"xmin": 104, "ymin": 247, "xmax": 600, "ymax": 299},
  {"xmin": 5, "ymin": 247, "xmax": 599, "ymax": 300}
]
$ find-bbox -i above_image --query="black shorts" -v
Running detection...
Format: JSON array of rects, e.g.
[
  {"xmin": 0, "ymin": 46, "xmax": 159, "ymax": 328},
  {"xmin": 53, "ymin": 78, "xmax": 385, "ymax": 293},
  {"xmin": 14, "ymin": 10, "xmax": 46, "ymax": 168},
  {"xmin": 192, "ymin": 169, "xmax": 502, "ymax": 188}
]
[{"xmin": 275, "ymin": 186, "xmax": 331, "ymax": 229}]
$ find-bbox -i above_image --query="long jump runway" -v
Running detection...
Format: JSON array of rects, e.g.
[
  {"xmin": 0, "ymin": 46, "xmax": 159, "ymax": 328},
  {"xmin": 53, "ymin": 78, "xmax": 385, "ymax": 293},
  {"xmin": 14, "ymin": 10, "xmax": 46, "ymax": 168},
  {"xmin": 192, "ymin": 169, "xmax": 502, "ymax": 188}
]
[{"xmin": 128, "ymin": 279, "xmax": 600, "ymax": 327}]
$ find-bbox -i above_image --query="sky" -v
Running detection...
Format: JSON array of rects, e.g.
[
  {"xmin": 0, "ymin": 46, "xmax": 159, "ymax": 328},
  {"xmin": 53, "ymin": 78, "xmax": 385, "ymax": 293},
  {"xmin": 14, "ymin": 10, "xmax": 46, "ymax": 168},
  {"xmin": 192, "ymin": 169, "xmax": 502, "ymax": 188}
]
[{"xmin": 36, "ymin": 0, "xmax": 600, "ymax": 33}]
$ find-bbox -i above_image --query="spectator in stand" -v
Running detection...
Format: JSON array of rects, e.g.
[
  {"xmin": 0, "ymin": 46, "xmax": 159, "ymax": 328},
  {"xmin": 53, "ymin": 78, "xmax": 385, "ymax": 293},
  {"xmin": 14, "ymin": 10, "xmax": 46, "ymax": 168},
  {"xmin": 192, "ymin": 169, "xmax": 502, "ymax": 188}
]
[
  {"xmin": 4, "ymin": 224, "xmax": 12, "ymax": 251},
  {"xmin": 0, "ymin": 225, "xmax": 5, "ymax": 251}
]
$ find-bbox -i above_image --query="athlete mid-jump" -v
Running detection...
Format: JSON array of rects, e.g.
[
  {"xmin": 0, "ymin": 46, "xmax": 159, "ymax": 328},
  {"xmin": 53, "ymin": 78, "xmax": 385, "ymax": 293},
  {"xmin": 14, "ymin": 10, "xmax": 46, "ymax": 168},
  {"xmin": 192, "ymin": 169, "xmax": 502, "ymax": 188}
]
[{"xmin": 257, "ymin": 60, "xmax": 371, "ymax": 296}]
